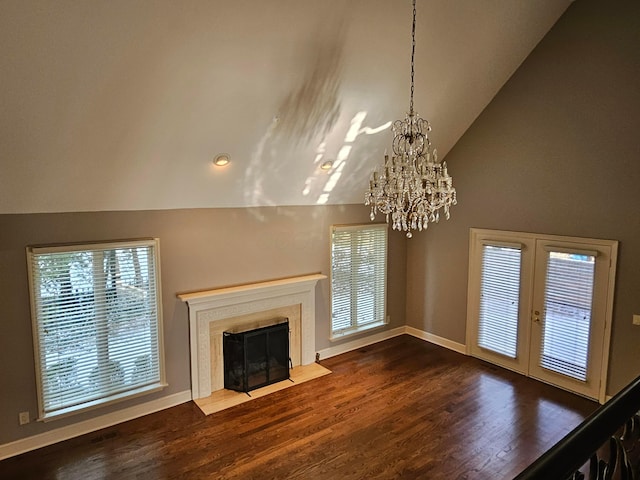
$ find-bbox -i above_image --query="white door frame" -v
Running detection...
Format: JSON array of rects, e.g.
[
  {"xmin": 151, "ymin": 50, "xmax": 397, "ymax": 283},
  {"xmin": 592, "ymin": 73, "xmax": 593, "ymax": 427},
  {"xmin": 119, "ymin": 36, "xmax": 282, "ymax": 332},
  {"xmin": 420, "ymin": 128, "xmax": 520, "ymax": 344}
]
[{"xmin": 466, "ymin": 228, "xmax": 618, "ymax": 404}]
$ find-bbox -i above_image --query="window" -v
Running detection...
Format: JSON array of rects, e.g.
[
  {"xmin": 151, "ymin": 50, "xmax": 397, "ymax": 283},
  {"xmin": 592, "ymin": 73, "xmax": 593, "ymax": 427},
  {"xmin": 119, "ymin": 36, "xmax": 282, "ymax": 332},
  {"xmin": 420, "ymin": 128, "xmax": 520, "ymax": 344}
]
[
  {"xmin": 539, "ymin": 249, "xmax": 596, "ymax": 382},
  {"xmin": 477, "ymin": 242, "xmax": 523, "ymax": 359},
  {"xmin": 330, "ymin": 224, "xmax": 388, "ymax": 338},
  {"xmin": 27, "ymin": 239, "xmax": 166, "ymax": 421}
]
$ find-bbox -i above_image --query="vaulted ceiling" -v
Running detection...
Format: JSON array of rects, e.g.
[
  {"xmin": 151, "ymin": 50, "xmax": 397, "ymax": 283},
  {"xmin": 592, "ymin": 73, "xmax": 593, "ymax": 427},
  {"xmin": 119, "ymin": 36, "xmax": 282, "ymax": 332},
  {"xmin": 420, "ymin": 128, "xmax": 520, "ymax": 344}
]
[{"xmin": 0, "ymin": 0, "xmax": 573, "ymax": 214}]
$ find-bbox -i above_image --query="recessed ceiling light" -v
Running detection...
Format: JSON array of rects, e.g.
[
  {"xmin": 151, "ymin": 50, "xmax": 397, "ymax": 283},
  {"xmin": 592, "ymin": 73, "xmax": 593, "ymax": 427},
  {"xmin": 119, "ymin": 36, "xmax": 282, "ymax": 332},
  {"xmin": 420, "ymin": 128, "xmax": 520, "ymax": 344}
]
[
  {"xmin": 320, "ymin": 160, "xmax": 333, "ymax": 170},
  {"xmin": 213, "ymin": 154, "xmax": 230, "ymax": 167}
]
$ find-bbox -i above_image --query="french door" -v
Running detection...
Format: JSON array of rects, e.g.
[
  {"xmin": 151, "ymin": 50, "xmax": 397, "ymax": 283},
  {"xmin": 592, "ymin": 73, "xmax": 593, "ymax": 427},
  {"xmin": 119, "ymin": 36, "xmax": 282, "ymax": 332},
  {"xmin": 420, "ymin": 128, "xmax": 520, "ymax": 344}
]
[{"xmin": 466, "ymin": 229, "xmax": 618, "ymax": 402}]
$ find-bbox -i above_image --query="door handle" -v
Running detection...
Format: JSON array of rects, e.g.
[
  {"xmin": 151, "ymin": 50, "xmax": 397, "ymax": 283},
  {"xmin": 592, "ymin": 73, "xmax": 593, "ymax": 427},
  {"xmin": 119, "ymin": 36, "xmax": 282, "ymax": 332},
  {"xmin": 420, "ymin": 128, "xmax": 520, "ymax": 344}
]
[{"xmin": 533, "ymin": 310, "xmax": 541, "ymax": 323}]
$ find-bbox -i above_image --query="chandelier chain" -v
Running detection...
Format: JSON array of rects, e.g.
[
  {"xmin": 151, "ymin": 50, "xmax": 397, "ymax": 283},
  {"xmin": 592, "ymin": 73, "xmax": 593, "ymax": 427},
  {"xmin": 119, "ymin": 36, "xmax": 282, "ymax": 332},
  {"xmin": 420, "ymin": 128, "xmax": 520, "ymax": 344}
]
[{"xmin": 409, "ymin": 0, "xmax": 416, "ymax": 115}]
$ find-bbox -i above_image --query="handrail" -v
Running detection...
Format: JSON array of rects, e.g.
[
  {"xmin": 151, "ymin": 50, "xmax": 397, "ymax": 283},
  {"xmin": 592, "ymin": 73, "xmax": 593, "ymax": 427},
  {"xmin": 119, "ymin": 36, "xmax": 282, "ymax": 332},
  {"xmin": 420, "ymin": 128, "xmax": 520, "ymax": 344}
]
[{"xmin": 514, "ymin": 375, "xmax": 640, "ymax": 479}]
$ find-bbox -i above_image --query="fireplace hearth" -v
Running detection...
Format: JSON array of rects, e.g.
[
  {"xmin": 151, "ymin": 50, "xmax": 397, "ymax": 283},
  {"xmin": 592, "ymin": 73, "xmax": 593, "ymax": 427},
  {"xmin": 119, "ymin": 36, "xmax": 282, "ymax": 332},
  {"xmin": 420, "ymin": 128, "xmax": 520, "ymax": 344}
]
[{"xmin": 223, "ymin": 319, "xmax": 290, "ymax": 393}]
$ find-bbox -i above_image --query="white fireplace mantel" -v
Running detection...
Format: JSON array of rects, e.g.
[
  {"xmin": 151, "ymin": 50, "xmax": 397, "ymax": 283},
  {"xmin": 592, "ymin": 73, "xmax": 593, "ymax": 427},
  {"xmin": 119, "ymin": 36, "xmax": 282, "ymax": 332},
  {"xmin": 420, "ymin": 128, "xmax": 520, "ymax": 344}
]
[{"xmin": 178, "ymin": 274, "xmax": 326, "ymax": 399}]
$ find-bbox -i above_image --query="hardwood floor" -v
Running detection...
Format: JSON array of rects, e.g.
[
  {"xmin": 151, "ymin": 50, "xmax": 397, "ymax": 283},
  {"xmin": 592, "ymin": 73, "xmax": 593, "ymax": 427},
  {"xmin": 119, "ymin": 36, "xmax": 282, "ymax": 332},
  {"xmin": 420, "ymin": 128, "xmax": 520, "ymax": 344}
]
[{"xmin": 0, "ymin": 335, "xmax": 598, "ymax": 479}]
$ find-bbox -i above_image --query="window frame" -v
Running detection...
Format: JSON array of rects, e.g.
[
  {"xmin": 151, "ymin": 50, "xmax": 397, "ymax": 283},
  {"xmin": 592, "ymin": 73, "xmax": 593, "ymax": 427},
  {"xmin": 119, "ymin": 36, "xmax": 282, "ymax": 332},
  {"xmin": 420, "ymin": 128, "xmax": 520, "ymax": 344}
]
[
  {"xmin": 26, "ymin": 238, "xmax": 167, "ymax": 421},
  {"xmin": 330, "ymin": 223, "xmax": 388, "ymax": 340}
]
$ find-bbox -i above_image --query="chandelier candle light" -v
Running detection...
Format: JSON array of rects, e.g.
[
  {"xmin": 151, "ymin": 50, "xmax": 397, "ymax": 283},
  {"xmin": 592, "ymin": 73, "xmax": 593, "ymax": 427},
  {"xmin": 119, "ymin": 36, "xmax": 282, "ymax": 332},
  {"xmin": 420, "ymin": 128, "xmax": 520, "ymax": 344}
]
[{"xmin": 365, "ymin": 0, "xmax": 456, "ymax": 238}]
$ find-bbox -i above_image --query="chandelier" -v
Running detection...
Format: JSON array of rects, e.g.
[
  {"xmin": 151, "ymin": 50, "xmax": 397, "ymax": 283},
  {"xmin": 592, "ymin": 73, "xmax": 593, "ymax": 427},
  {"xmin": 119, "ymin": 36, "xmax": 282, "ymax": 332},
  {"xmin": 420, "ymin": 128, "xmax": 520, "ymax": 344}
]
[{"xmin": 365, "ymin": 0, "xmax": 456, "ymax": 238}]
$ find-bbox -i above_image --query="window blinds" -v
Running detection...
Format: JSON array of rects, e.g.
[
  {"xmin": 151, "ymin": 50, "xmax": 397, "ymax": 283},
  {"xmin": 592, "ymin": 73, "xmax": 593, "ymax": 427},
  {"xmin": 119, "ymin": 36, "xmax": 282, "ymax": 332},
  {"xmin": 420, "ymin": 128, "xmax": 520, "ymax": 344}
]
[
  {"xmin": 540, "ymin": 251, "xmax": 595, "ymax": 381},
  {"xmin": 27, "ymin": 239, "xmax": 165, "ymax": 419},
  {"xmin": 331, "ymin": 224, "xmax": 387, "ymax": 334},
  {"xmin": 478, "ymin": 244, "xmax": 522, "ymax": 359}
]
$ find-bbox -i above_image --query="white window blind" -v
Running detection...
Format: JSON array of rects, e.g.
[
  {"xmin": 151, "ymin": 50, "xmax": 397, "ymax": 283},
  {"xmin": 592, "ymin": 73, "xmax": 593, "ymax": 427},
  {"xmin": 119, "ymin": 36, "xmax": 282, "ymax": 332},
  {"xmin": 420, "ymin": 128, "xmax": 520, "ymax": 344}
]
[
  {"xmin": 540, "ymin": 251, "xmax": 595, "ymax": 381},
  {"xmin": 331, "ymin": 224, "xmax": 387, "ymax": 336},
  {"xmin": 478, "ymin": 244, "xmax": 522, "ymax": 358},
  {"xmin": 27, "ymin": 239, "xmax": 166, "ymax": 420}
]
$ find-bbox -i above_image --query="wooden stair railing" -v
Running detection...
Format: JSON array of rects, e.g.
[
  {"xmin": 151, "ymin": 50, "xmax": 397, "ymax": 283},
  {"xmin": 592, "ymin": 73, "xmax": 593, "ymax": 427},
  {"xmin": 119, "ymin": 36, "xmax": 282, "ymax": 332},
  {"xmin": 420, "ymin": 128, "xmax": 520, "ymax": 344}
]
[{"xmin": 515, "ymin": 375, "xmax": 640, "ymax": 480}]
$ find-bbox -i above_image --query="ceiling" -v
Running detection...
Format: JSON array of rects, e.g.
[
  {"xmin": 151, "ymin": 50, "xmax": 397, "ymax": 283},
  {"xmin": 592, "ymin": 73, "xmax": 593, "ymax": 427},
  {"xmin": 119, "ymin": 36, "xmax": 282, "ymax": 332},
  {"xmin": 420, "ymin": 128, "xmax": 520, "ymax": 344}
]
[{"xmin": 0, "ymin": 0, "xmax": 573, "ymax": 214}]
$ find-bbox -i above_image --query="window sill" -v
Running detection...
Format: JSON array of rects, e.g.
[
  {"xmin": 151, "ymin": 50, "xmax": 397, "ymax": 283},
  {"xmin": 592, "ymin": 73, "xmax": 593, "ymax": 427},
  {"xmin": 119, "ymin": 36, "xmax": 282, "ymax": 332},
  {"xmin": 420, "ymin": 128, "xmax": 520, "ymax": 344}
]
[
  {"xmin": 39, "ymin": 382, "xmax": 168, "ymax": 422},
  {"xmin": 330, "ymin": 320, "xmax": 387, "ymax": 342}
]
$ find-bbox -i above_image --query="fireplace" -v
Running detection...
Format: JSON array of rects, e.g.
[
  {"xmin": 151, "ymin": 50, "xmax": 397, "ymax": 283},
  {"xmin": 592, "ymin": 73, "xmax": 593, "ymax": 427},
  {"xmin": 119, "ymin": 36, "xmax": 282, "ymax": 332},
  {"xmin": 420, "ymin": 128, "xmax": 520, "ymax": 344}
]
[
  {"xmin": 178, "ymin": 274, "xmax": 326, "ymax": 400},
  {"xmin": 223, "ymin": 319, "xmax": 290, "ymax": 393}
]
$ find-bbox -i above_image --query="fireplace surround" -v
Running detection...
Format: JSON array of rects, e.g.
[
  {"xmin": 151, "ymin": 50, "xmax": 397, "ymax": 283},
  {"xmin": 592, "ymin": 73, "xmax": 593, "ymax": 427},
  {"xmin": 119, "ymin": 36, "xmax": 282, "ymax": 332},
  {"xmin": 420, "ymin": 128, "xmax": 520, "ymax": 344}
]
[{"xmin": 178, "ymin": 274, "xmax": 326, "ymax": 400}]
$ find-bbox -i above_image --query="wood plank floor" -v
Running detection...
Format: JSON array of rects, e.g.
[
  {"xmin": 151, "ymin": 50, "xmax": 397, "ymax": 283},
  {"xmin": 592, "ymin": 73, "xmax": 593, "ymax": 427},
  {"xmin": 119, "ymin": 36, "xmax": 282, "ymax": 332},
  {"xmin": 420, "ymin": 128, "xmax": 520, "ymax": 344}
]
[{"xmin": 0, "ymin": 335, "xmax": 598, "ymax": 479}]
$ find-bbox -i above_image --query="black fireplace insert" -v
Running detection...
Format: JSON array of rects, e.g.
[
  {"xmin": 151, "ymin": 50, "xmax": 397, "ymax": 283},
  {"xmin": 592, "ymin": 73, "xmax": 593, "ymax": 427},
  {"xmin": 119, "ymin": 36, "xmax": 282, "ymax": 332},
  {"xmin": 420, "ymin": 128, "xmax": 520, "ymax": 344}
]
[{"xmin": 223, "ymin": 319, "xmax": 290, "ymax": 393}]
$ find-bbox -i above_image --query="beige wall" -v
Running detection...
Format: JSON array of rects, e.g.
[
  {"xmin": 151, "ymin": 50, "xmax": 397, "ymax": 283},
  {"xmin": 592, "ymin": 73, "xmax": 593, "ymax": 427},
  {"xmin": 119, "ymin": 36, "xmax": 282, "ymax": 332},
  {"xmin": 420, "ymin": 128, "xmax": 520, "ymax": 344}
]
[
  {"xmin": 406, "ymin": 0, "xmax": 640, "ymax": 395},
  {"xmin": 0, "ymin": 205, "xmax": 407, "ymax": 445}
]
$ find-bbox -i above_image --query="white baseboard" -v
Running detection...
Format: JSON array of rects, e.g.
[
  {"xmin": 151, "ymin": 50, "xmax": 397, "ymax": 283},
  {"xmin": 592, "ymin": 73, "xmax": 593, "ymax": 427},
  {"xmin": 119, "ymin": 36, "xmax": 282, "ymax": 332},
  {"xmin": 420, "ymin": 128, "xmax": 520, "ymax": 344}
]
[
  {"xmin": 316, "ymin": 326, "xmax": 467, "ymax": 361},
  {"xmin": 0, "ymin": 390, "xmax": 192, "ymax": 461},
  {"xmin": 317, "ymin": 326, "xmax": 406, "ymax": 360},
  {"xmin": 404, "ymin": 326, "xmax": 467, "ymax": 354}
]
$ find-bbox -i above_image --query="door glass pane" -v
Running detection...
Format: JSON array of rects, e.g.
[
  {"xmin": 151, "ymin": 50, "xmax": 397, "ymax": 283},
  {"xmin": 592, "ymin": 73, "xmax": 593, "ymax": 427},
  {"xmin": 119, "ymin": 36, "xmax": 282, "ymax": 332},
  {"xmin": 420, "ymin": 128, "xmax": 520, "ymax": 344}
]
[
  {"xmin": 478, "ymin": 245, "xmax": 522, "ymax": 358},
  {"xmin": 540, "ymin": 251, "xmax": 595, "ymax": 381}
]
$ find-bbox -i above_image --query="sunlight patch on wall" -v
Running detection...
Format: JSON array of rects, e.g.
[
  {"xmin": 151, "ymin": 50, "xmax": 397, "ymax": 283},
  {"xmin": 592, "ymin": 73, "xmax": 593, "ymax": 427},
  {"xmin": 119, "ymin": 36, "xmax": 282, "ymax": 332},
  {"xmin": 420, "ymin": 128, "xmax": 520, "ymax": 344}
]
[{"xmin": 312, "ymin": 111, "xmax": 391, "ymax": 205}]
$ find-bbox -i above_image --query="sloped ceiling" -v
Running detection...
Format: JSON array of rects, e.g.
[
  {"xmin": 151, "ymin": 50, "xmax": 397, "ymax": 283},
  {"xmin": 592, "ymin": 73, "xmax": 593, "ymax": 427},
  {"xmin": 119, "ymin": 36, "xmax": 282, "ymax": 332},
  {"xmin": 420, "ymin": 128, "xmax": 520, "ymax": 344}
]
[{"xmin": 0, "ymin": 0, "xmax": 572, "ymax": 214}]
